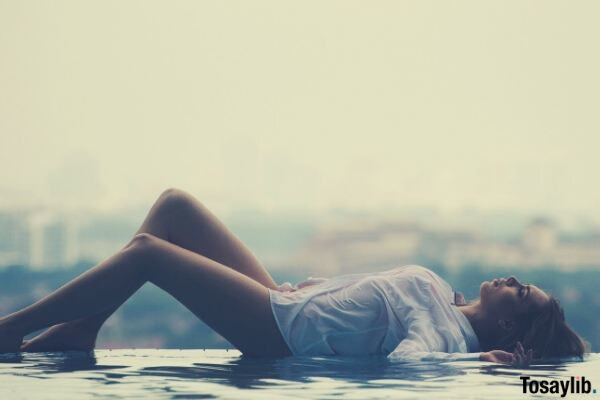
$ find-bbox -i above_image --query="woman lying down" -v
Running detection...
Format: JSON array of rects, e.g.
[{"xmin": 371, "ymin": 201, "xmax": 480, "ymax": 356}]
[{"xmin": 0, "ymin": 189, "xmax": 588, "ymax": 366}]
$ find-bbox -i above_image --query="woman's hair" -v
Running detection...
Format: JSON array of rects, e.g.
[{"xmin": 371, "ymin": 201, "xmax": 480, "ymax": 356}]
[{"xmin": 493, "ymin": 295, "xmax": 589, "ymax": 360}]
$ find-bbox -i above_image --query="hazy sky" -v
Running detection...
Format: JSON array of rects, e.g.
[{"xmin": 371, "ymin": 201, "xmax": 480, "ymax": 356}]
[{"xmin": 1, "ymin": 1, "xmax": 599, "ymax": 221}]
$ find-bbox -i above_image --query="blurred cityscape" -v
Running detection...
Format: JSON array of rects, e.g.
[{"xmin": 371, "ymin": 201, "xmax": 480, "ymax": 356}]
[
  {"xmin": 285, "ymin": 216, "xmax": 600, "ymax": 276},
  {"xmin": 0, "ymin": 205, "xmax": 598, "ymax": 352},
  {"xmin": 2, "ymin": 206, "xmax": 600, "ymax": 273}
]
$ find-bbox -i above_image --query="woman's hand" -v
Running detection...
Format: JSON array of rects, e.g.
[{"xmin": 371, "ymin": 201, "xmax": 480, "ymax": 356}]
[
  {"xmin": 479, "ymin": 341, "xmax": 533, "ymax": 367},
  {"xmin": 274, "ymin": 282, "xmax": 296, "ymax": 292}
]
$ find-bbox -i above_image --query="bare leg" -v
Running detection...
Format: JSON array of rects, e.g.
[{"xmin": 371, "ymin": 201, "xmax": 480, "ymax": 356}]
[
  {"xmin": 21, "ymin": 188, "xmax": 279, "ymax": 351},
  {"xmin": 128, "ymin": 188, "xmax": 279, "ymax": 288},
  {"xmin": 1, "ymin": 234, "xmax": 291, "ymax": 356}
]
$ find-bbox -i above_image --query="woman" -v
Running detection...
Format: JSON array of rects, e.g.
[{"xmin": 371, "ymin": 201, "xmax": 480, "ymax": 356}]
[{"xmin": 0, "ymin": 189, "xmax": 588, "ymax": 366}]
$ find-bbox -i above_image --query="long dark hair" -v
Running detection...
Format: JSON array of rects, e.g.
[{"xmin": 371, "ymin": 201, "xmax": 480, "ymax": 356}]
[{"xmin": 493, "ymin": 295, "xmax": 588, "ymax": 359}]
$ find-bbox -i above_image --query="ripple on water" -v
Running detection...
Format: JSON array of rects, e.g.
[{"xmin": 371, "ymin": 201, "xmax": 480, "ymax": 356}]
[{"xmin": 0, "ymin": 350, "xmax": 598, "ymax": 399}]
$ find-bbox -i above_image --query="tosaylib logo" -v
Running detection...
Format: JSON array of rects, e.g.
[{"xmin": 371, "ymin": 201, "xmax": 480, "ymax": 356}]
[{"xmin": 521, "ymin": 376, "xmax": 595, "ymax": 397}]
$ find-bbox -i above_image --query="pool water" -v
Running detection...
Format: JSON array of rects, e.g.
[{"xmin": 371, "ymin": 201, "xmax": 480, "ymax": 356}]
[{"xmin": 1, "ymin": 349, "xmax": 598, "ymax": 399}]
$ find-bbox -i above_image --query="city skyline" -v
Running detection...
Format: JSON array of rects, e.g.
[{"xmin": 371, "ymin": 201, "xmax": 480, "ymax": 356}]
[{"xmin": 1, "ymin": 203, "xmax": 599, "ymax": 271}]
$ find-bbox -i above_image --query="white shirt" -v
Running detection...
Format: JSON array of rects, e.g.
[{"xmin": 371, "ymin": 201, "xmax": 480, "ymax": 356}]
[{"xmin": 268, "ymin": 265, "xmax": 481, "ymax": 361}]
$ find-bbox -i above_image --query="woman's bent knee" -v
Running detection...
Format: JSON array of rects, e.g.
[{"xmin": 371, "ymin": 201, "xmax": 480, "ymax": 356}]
[
  {"xmin": 132, "ymin": 232, "xmax": 157, "ymax": 244},
  {"xmin": 116, "ymin": 233, "xmax": 162, "ymax": 280},
  {"xmin": 159, "ymin": 188, "xmax": 190, "ymax": 204},
  {"xmin": 156, "ymin": 188, "xmax": 210, "ymax": 224},
  {"xmin": 156, "ymin": 188, "xmax": 201, "ymax": 215},
  {"xmin": 124, "ymin": 233, "xmax": 160, "ymax": 252}
]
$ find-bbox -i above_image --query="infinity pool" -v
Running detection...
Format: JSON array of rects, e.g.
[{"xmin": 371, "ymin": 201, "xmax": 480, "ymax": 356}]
[{"xmin": 1, "ymin": 349, "xmax": 598, "ymax": 399}]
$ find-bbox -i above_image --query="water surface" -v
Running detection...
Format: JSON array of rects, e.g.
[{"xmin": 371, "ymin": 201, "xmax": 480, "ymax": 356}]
[{"xmin": 1, "ymin": 349, "xmax": 598, "ymax": 399}]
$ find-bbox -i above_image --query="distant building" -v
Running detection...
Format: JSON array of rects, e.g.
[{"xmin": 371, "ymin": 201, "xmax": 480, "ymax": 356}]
[
  {"xmin": 0, "ymin": 207, "xmax": 139, "ymax": 269},
  {"xmin": 43, "ymin": 220, "xmax": 69, "ymax": 267},
  {"xmin": 0, "ymin": 212, "xmax": 31, "ymax": 266},
  {"xmin": 29, "ymin": 212, "xmax": 78, "ymax": 270},
  {"xmin": 287, "ymin": 216, "xmax": 600, "ymax": 275}
]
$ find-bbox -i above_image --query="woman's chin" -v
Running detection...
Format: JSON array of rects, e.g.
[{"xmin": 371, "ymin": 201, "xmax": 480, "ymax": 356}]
[{"xmin": 480, "ymin": 281, "xmax": 490, "ymax": 297}]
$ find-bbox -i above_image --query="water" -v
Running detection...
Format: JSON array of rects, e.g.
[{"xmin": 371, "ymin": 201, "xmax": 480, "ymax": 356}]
[{"xmin": 1, "ymin": 349, "xmax": 598, "ymax": 399}]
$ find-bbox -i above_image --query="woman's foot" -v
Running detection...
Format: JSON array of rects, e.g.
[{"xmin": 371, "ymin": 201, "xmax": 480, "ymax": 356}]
[{"xmin": 19, "ymin": 322, "xmax": 99, "ymax": 352}]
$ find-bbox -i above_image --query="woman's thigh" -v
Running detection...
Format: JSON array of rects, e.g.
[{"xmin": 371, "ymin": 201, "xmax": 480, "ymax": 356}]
[
  {"xmin": 132, "ymin": 188, "xmax": 278, "ymax": 289},
  {"xmin": 135, "ymin": 234, "xmax": 291, "ymax": 357}
]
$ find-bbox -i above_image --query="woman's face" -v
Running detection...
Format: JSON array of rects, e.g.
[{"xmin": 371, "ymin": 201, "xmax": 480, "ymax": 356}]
[{"xmin": 479, "ymin": 276, "xmax": 549, "ymax": 320}]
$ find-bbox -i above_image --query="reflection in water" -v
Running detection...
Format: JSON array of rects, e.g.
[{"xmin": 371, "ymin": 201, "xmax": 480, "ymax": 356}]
[
  {"xmin": 1, "ymin": 350, "xmax": 597, "ymax": 400},
  {"xmin": 15, "ymin": 351, "xmax": 98, "ymax": 373},
  {"xmin": 139, "ymin": 355, "xmax": 466, "ymax": 389}
]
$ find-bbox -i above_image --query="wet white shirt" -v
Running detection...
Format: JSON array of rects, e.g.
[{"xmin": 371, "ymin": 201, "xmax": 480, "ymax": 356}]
[{"xmin": 268, "ymin": 265, "xmax": 481, "ymax": 361}]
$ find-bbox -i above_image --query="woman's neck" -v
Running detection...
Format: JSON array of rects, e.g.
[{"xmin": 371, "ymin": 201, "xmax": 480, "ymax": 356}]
[{"xmin": 457, "ymin": 299, "xmax": 496, "ymax": 347}]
